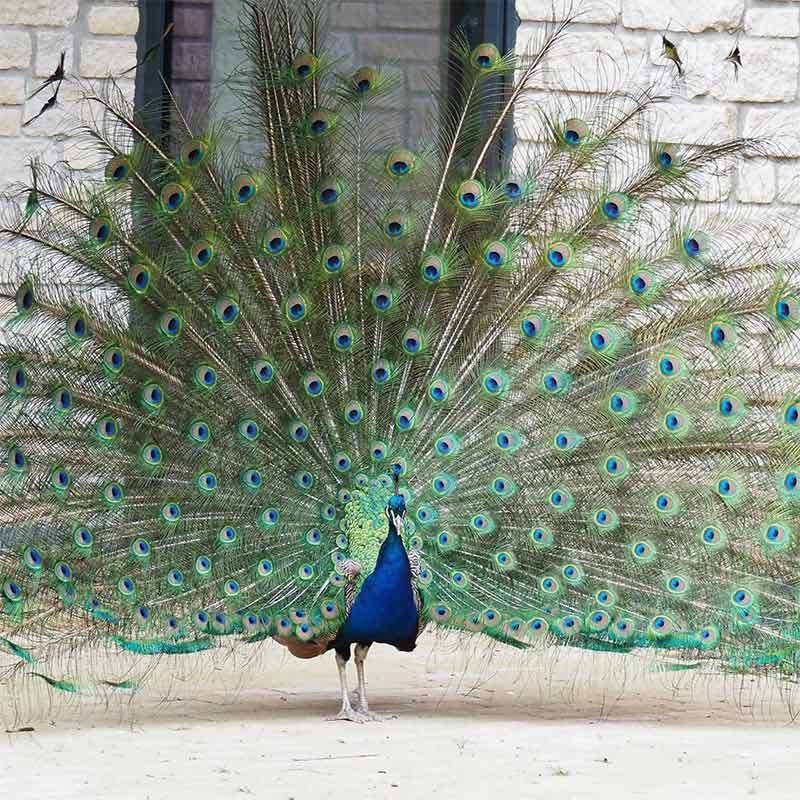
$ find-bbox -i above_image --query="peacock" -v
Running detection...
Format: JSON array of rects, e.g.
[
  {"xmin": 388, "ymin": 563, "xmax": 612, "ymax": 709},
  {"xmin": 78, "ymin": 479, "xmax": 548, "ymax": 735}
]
[{"xmin": 1, "ymin": 1, "xmax": 800, "ymax": 724}]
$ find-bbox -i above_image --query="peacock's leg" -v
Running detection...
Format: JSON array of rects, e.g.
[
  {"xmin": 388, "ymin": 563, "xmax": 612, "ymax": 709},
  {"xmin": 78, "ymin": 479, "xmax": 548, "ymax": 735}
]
[
  {"xmin": 353, "ymin": 643, "xmax": 396, "ymax": 721},
  {"xmin": 327, "ymin": 649, "xmax": 366, "ymax": 723},
  {"xmin": 353, "ymin": 643, "xmax": 370, "ymax": 713}
]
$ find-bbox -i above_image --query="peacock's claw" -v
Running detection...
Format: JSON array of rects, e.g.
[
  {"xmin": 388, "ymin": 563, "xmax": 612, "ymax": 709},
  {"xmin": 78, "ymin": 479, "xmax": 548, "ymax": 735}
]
[{"xmin": 327, "ymin": 706, "xmax": 368, "ymax": 723}]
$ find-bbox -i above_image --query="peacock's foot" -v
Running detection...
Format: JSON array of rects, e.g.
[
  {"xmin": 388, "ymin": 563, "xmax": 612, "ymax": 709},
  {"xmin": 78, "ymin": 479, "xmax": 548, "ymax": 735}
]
[
  {"xmin": 358, "ymin": 710, "xmax": 397, "ymax": 722},
  {"xmin": 326, "ymin": 705, "xmax": 368, "ymax": 723},
  {"xmin": 344, "ymin": 688, "xmax": 396, "ymax": 721},
  {"xmin": 352, "ymin": 696, "xmax": 397, "ymax": 721}
]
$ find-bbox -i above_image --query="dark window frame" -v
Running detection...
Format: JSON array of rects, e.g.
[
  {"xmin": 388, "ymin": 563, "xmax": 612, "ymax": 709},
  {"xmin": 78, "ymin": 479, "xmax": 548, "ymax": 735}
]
[
  {"xmin": 134, "ymin": 0, "xmax": 170, "ymax": 136},
  {"xmin": 135, "ymin": 0, "xmax": 215, "ymax": 136},
  {"xmin": 136, "ymin": 0, "xmax": 517, "ymax": 156},
  {"xmin": 449, "ymin": 0, "xmax": 519, "ymax": 171},
  {"xmin": 450, "ymin": 0, "xmax": 518, "ymax": 54}
]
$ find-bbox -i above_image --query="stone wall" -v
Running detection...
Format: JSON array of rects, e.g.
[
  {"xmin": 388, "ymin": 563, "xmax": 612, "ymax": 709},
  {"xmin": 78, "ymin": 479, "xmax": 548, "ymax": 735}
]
[
  {"xmin": 1, "ymin": 0, "xmax": 798, "ymax": 208},
  {"xmin": 0, "ymin": 0, "xmax": 138, "ymax": 196},
  {"xmin": 515, "ymin": 0, "xmax": 800, "ymax": 209}
]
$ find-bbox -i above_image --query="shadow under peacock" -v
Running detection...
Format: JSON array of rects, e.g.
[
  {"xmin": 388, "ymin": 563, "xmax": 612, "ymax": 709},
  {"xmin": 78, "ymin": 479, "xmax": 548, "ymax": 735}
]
[{"xmin": 2, "ymin": 0, "xmax": 800, "ymax": 723}]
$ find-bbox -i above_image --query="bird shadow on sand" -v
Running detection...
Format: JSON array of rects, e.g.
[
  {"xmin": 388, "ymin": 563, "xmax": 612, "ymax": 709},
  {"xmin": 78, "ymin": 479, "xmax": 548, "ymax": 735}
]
[{"xmin": 12, "ymin": 680, "xmax": 799, "ymax": 735}]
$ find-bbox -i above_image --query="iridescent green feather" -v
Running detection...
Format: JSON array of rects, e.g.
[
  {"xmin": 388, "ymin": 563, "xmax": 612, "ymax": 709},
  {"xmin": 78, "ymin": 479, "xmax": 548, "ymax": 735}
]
[{"xmin": 0, "ymin": 0, "xmax": 798, "ymax": 692}]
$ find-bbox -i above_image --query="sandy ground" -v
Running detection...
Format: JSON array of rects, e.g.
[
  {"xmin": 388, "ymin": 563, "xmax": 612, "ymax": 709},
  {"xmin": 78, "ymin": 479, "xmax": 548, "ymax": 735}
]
[{"xmin": 1, "ymin": 634, "xmax": 799, "ymax": 799}]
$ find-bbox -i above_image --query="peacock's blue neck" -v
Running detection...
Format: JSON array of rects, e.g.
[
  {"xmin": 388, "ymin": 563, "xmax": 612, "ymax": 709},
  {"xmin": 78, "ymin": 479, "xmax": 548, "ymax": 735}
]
[{"xmin": 375, "ymin": 520, "xmax": 407, "ymax": 568}]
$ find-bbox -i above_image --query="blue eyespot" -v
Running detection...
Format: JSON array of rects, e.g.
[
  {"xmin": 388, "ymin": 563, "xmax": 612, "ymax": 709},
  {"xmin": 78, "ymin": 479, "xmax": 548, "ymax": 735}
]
[
  {"xmin": 602, "ymin": 200, "xmax": 619, "ymax": 219},
  {"xmin": 242, "ymin": 468, "xmax": 263, "ymax": 490},
  {"xmin": 189, "ymin": 420, "xmax": 211, "ymax": 443},
  {"xmin": 52, "ymin": 469, "xmax": 70, "ymax": 489},
  {"xmin": 486, "ymin": 250, "xmax": 502, "ymax": 266},
  {"xmin": 666, "ymin": 413, "xmax": 679, "ymax": 429},
  {"xmin": 132, "ymin": 538, "xmax": 151, "ymax": 557},
  {"xmin": 396, "ymin": 409, "xmax": 414, "ymax": 430},
  {"xmin": 548, "ymin": 248, "xmax": 565, "ymax": 268},
  {"xmin": 105, "ymin": 347, "xmax": 124, "ymax": 372},
  {"xmin": 195, "ymin": 556, "xmax": 211, "ymax": 575},
  {"xmin": 294, "ymin": 470, "xmax": 314, "ymax": 489},
  {"xmin": 720, "ymin": 398, "xmax": 734, "ymax": 416},
  {"xmin": 542, "ymin": 371, "xmax": 570, "ymax": 394},
  {"xmin": 10, "ymin": 365, "xmax": 27, "ymax": 391},
  {"xmin": 167, "ymin": 569, "xmax": 184, "ymax": 588},
  {"xmin": 345, "ymin": 402, "xmax": 364, "ymax": 424},
  {"xmin": 320, "ymin": 187, "xmax": 339, "ymax": 205},
  {"xmin": 195, "ymin": 365, "xmax": 217, "ymax": 388},
  {"xmin": 199, "ymin": 472, "xmax": 217, "ymax": 491},
  {"xmin": 703, "ymin": 527, "xmax": 719, "ymax": 543},
  {"xmin": 253, "ymin": 359, "xmax": 275, "ymax": 385},
  {"xmin": 11, "ymin": 448, "xmax": 26, "ymax": 469},
  {"xmin": 237, "ymin": 182, "xmax": 255, "ymax": 202},
  {"xmin": 684, "ymin": 237, "xmax": 700, "ymax": 257},
  {"xmin": 287, "ymin": 300, "xmax": 306, "ymax": 321},
  {"xmin": 371, "ymin": 285, "xmax": 394, "ymax": 312},
  {"xmin": 384, "ymin": 214, "xmax": 406, "ymax": 237},
  {"xmin": 372, "ymin": 360, "xmax": 392, "ymax": 384},
  {"xmin": 23, "ymin": 546, "xmax": 43, "ymax": 569}
]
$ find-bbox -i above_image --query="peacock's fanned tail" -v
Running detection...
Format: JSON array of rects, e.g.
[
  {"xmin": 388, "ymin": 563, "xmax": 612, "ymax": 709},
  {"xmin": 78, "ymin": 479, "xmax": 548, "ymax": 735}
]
[{"xmin": 1, "ymin": 0, "xmax": 800, "ymax": 688}]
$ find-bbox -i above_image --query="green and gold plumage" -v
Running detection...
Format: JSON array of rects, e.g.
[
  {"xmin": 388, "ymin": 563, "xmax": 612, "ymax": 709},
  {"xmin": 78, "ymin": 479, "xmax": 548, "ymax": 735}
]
[{"xmin": 1, "ymin": 1, "xmax": 800, "ymax": 692}]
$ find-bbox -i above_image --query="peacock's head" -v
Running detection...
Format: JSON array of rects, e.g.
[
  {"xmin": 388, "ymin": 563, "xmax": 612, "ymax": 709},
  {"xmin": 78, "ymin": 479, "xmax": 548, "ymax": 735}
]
[
  {"xmin": 387, "ymin": 493, "xmax": 406, "ymax": 517},
  {"xmin": 386, "ymin": 465, "xmax": 406, "ymax": 533}
]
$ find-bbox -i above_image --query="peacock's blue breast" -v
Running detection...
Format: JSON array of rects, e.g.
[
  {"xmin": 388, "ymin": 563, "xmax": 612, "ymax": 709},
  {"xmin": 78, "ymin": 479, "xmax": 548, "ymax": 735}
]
[{"xmin": 341, "ymin": 532, "xmax": 418, "ymax": 649}]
